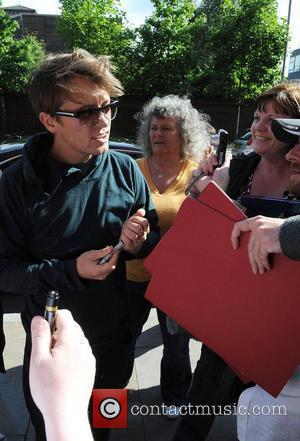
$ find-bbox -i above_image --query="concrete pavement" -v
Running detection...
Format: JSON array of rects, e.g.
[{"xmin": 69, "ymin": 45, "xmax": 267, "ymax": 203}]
[{"xmin": 0, "ymin": 303, "xmax": 238, "ymax": 441}]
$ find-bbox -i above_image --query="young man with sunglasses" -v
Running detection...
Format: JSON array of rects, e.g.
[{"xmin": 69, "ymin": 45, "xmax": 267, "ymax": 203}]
[{"xmin": 0, "ymin": 49, "xmax": 159, "ymax": 441}]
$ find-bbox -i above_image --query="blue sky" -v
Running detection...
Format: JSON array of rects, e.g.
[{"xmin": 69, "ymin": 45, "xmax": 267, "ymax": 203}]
[{"xmin": 2, "ymin": 0, "xmax": 300, "ymax": 52}]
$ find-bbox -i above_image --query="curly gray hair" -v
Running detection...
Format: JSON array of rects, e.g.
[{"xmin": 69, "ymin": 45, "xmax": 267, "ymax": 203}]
[{"xmin": 136, "ymin": 95, "xmax": 211, "ymax": 161}]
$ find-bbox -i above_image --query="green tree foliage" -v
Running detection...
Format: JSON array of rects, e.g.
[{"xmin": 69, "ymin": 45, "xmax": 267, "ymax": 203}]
[
  {"xmin": 57, "ymin": 0, "xmax": 133, "ymax": 68},
  {"xmin": 124, "ymin": 0, "xmax": 202, "ymax": 96},
  {"xmin": 46, "ymin": 0, "xmax": 288, "ymax": 101},
  {"xmin": 0, "ymin": 8, "xmax": 44, "ymax": 93},
  {"xmin": 193, "ymin": 0, "xmax": 288, "ymax": 100}
]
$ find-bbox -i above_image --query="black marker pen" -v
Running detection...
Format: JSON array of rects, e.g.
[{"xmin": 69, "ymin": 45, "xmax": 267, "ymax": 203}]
[{"xmin": 44, "ymin": 290, "xmax": 59, "ymax": 333}]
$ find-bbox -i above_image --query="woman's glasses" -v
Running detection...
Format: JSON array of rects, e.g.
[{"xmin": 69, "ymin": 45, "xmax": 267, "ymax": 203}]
[{"xmin": 54, "ymin": 99, "xmax": 119, "ymax": 125}]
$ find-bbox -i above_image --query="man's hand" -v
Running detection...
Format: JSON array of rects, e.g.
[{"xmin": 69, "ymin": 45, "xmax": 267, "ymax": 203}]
[
  {"xmin": 76, "ymin": 247, "xmax": 119, "ymax": 280},
  {"xmin": 29, "ymin": 310, "xmax": 95, "ymax": 440},
  {"xmin": 231, "ymin": 216, "xmax": 284, "ymax": 274},
  {"xmin": 120, "ymin": 208, "xmax": 150, "ymax": 254}
]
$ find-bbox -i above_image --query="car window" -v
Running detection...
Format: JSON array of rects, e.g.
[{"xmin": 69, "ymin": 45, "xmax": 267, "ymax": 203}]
[
  {"xmin": 241, "ymin": 132, "xmax": 251, "ymax": 140},
  {"xmin": 0, "ymin": 142, "xmax": 141, "ymax": 176}
]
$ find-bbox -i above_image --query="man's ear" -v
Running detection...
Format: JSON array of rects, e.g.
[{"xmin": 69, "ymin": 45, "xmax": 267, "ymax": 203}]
[{"xmin": 39, "ymin": 112, "xmax": 60, "ymax": 134}]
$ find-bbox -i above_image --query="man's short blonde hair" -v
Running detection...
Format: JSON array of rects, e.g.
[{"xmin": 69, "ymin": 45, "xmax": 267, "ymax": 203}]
[{"xmin": 28, "ymin": 49, "xmax": 124, "ymax": 115}]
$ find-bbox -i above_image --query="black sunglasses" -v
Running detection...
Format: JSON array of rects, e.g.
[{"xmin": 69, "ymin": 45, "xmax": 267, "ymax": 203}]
[{"xmin": 54, "ymin": 99, "xmax": 119, "ymax": 125}]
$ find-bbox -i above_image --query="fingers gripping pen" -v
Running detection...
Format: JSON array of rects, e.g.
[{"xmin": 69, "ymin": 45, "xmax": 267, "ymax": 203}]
[
  {"xmin": 44, "ymin": 290, "xmax": 59, "ymax": 333},
  {"xmin": 97, "ymin": 240, "xmax": 124, "ymax": 265}
]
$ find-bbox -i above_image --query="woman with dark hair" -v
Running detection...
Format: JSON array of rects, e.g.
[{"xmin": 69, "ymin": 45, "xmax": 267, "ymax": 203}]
[
  {"xmin": 233, "ymin": 120, "xmax": 300, "ymax": 441},
  {"xmin": 174, "ymin": 82, "xmax": 300, "ymax": 440}
]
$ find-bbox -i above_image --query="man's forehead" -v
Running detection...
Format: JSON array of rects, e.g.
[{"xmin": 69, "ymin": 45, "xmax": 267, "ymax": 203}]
[
  {"xmin": 61, "ymin": 86, "xmax": 109, "ymax": 108},
  {"xmin": 64, "ymin": 77, "xmax": 109, "ymax": 102}
]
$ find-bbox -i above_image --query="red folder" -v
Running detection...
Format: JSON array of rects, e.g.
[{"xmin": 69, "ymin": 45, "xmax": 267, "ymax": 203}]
[{"xmin": 144, "ymin": 182, "xmax": 300, "ymax": 397}]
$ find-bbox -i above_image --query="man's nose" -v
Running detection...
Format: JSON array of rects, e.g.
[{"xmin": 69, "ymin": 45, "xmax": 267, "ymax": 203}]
[{"xmin": 286, "ymin": 142, "xmax": 300, "ymax": 162}]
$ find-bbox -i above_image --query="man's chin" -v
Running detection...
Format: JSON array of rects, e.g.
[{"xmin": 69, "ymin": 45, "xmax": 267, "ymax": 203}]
[
  {"xmin": 99, "ymin": 143, "xmax": 109, "ymax": 153},
  {"xmin": 93, "ymin": 142, "xmax": 109, "ymax": 155}
]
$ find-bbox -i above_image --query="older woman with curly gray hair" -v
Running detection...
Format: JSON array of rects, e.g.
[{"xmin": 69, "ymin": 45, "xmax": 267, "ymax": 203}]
[
  {"xmin": 126, "ymin": 95, "xmax": 211, "ymax": 418},
  {"xmin": 137, "ymin": 94, "xmax": 210, "ymax": 161}
]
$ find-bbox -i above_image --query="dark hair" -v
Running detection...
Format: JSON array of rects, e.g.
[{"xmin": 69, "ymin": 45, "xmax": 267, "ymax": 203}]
[
  {"xmin": 28, "ymin": 49, "xmax": 123, "ymax": 115},
  {"xmin": 254, "ymin": 83, "xmax": 300, "ymax": 118}
]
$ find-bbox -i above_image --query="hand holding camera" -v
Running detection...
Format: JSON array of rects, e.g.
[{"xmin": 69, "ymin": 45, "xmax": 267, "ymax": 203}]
[{"xmin": 186, "ymin": 129, "xmax": 229, "ymax": 196}]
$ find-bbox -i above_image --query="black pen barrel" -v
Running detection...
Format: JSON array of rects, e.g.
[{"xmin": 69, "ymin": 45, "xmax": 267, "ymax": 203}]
[{"xmin": 44, "ymin": 290, "xmax": 59, "ymax": 333}]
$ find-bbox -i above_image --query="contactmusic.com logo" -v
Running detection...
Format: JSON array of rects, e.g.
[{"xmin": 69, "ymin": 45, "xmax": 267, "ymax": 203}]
[{"xmin": 92, "ymin": 389, "xmax": 128, "ymax": 428}]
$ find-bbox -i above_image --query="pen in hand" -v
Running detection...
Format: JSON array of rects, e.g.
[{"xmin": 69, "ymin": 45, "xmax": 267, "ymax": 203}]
[
  {"xmin": 44, "ymin": 290, "xmax": 59, "ymax": 334},
  {"xmin": 97, "ymin": 240, "xmax": 124, "ymax": 265}
]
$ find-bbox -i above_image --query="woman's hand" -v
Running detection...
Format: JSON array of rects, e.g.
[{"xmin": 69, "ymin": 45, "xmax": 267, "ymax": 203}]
[
  {"xmin": 188, "ymin": 155, "xmax": 230, "ymax": 196},
  {"xmin": 199, "ymin": 154, "xmax": 219, "ymax": 175},
  {"xmin": 211, "ymin": 164, "xmax": 230, "ymax": 191},
  {"xmin": 189, "ymin": 171, "xmax": 213, "ymax": 195}
]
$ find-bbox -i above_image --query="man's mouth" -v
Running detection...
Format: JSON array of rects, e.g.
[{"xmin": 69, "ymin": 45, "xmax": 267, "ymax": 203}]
[{"xmin": 92, "ymin": 132, "xmax": 108, "ymax": 140}]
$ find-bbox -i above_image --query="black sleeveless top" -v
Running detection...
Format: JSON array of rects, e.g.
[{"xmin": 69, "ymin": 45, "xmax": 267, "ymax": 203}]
[{"xmin": 227, "ymin": 151, "xmax": 300, "ymax": 218}]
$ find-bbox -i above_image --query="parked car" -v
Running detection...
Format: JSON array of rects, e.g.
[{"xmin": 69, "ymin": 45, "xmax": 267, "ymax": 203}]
[
  {"xmin": 232, "ymin": 130, "xmax": 252, "ymax": 150},
  {"xmin": 0, "ymin": 140, "xmax": 142, "ymax": 173}
]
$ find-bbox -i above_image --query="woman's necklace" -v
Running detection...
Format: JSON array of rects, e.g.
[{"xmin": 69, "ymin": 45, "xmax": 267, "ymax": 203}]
[
  {"xmin": 148, "ymin": 157, "xmax": 184, "ymax": 193},
  {"xmin": 149, "ymin": 157, "xmax": 182, "ymax": 180}
]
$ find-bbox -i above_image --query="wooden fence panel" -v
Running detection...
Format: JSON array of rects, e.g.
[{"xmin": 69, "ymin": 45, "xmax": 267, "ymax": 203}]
[
  {"xmin": 2, "ymin": 93, "xmax": 43, "ymax": 135},
  {"xmin": 0, "ymin": 93, "xmax": 254, "ymax": 141}
]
